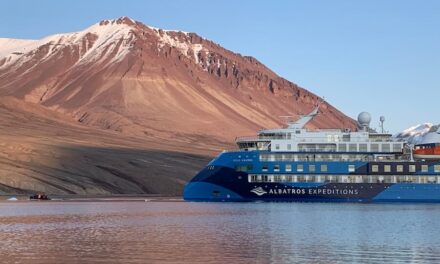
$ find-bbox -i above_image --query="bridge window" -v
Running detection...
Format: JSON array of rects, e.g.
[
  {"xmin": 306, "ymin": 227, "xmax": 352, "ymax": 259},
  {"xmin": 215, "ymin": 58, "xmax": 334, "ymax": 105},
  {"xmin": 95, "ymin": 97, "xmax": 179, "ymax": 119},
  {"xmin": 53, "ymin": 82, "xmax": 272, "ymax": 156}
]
[
  {"xmin": 235, "ymin": 165, "xmax": 253, "ymax": 172},
  {"xmin": 382, "ymin": 144, "xmax": 390, "ymax": 152},
  {"xmin": 371, "ymin": 144, "xmax": 379, "ymax": 152}
]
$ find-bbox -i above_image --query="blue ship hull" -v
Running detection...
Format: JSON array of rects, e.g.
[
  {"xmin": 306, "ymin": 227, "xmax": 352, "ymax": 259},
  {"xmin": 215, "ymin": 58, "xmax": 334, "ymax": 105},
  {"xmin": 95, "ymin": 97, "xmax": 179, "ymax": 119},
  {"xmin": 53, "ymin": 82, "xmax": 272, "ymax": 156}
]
[{"xmin": 183, "ymin": 151, "xmax": 440, "ymax": 203}]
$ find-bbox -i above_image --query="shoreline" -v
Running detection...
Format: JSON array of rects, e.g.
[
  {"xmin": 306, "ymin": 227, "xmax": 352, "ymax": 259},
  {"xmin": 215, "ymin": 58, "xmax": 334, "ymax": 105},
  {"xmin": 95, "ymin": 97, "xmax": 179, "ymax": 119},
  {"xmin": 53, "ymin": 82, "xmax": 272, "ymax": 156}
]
[{"xmin": 0, "ymin": 194, "xmax": 184, "ymax": 202}]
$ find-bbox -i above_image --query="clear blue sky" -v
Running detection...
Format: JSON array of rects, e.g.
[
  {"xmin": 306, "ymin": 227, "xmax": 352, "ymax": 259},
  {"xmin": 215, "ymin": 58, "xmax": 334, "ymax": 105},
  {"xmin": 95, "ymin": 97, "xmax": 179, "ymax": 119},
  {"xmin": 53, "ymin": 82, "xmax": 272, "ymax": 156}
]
[{"xmin": 1, "ymin": 0, "xmax": 439, "ymax": 133}]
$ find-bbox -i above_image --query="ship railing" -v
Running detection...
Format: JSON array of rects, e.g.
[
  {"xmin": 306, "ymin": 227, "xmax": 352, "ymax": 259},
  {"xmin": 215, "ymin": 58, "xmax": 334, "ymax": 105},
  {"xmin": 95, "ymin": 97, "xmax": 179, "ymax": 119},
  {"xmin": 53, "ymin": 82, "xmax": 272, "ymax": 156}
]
[
  {"xmin": 236, "ymin": 136, "xmax": 397, "ymax": 143},
  {"xmin": 235, "ymin": 136, "xmax": 272, "ymax": 142}
]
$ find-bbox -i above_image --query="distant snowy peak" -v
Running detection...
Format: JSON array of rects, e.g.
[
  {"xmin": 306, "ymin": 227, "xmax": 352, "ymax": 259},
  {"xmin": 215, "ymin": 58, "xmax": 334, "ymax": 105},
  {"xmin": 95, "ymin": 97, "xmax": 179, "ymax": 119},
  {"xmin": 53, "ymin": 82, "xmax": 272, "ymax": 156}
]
[
  {"xmin": 396, "ymin": 123, "xmax": 433, "ymax": 138},
  {"xmin": 394, "ymin": 123, "xmax": 438, "ymax": 144}
]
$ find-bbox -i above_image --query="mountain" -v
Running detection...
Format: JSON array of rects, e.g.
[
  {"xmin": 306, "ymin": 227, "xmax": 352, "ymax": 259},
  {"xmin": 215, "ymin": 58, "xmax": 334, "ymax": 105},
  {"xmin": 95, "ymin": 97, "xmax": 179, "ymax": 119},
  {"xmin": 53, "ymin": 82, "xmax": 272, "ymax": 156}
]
[
  {"xmin": 0, "ymin": 17, "xmax": 357, "ymax": 195},
  {"xmin": 0, "ymin": 96, "xmax": 215, "ymax": 195},
  {"xmin": 394, "ymin": 123, "xmax": 434, "ymax": 144},
  {"xmin": 0, "ymin": 17, "xmax": 356, "ymax": 144}
]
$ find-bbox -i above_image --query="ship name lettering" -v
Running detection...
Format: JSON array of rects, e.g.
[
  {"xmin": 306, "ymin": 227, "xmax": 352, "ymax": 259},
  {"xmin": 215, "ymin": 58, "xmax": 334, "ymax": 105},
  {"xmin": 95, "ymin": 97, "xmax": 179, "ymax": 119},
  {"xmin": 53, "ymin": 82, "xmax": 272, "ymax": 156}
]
[{"xmin": 267, "ymin": 188, "xmax": 360, "ymax": 196}]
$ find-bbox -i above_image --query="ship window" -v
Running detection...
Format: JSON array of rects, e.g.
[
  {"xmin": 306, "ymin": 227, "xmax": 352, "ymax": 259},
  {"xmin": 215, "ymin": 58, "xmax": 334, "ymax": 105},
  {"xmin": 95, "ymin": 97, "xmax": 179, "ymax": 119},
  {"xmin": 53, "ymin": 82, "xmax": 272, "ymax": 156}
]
[
  {"xmin": 259, "ymin": 154, "xmax": 269, "ymax": 161},
  {"xmin": 372, "ymin": 165, "xmax": 379, "ymax": 172},
  {"xmin": 262, "ymin": 164, "xmax": 268, "ymax": 172},
  {"xmin": 285, "ymin": 164, "xmax": 292, "ymax": 172},
  {"xmin": 370, "ymin": 144, "xmax": 379, "ymax": 152},
  {"xmin": 393, "ymin": 144, "xmax": 402, "ymax": 152},
  {"xmin": 274, "ymin": 165, "xmax": 280, "ymax": 172},
  {"xmin": 275, "ymin": 144, "xmax": 280, "ymax": 150},
  {"xmin": 398, "ymin": 176, "xmax": 417, "ymax": 183},
  {"xmin": 339, "ymin": 144, "xmax": 347, "ymax": 152},
  {"xmin": 359, "ymin": 144, "xmax": 368, "ymax": 152},
  {"xmin": 422, "ymin": 165, "xmax": 429, "ymax": 172},
  {"xmin": 235, "ymin": 165, "xmax": 253, "ymax": 172},
  {"xmin": 348, "ymin": 165, "xmax": 355, "ymax": 172},
  {"xmin": 309, "ymin": 165, "xmax": 316, "ymax": 172},
  {"xmin": 384, "ymin": 165, "xmax": 391, "ymax": 173},
  {"xmin": 382, "ymin": 144, "xmax": 390, "ymax": 152},
  {"xmin": 428, "ymin": 176, "xmax": 437, "ymax": 183},
  {"xmin": 435, "ymin": 165, "xmax": 440, "ymax": 173},
  {"xmin": 249, "ymin": 174, "xmax": 257, "ymax": 182},
  {"xmin": 320, "ymin": 164, "xmax": 328, "ymax": 172},
  {"xmin": 297, "ymin": 164, "xmax": 304, "ymax": 172},
  {"xmin": 287, "ymin": 144, "xmax": 292, "ymax": 150},
  {"xmin": 325, "ymin": 175, "xmax": 336, "ymax": 182},
  {"xmin": 349, "ymin": 144, "xmax": 357, "ymax": 152},
  {"xmin": 396, "ymin": 165, "xmax": 404, "ymax": 173},
  {"xmin": 409, "ymin": 165, "xmax": 416, "ymax": 173}
]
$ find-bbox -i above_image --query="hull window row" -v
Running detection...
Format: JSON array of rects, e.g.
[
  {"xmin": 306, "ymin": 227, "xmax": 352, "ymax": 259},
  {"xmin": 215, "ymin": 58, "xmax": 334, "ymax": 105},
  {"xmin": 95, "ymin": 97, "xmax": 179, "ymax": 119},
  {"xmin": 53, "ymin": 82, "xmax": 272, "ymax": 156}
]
[
  {"xmin": 248, "ymin": 174, "xmax": 440, "ymax": 184},
  {"xmin": 257, "ymin": 163, "xmax": 440, "ymax": 174},
  {"xmin": 371, "ymin": 164, "xmax": 440, "ymax": 173}
]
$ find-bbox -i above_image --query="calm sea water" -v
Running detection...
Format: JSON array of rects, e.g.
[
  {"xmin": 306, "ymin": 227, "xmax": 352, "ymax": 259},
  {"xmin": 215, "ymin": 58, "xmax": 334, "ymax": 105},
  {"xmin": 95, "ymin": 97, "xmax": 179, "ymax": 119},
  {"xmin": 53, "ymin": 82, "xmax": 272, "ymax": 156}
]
[{"xmin": 1, "ymin": 201, "xmax": 440, "ymax": 264}]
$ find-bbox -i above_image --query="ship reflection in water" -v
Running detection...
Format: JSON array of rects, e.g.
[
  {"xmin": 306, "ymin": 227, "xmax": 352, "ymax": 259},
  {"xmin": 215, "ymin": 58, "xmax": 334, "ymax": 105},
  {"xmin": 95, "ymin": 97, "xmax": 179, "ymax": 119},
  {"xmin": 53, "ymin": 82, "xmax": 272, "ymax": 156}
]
[{"xmin": 1, "ymin": 201, "xmax": 440, "ymax": 263}]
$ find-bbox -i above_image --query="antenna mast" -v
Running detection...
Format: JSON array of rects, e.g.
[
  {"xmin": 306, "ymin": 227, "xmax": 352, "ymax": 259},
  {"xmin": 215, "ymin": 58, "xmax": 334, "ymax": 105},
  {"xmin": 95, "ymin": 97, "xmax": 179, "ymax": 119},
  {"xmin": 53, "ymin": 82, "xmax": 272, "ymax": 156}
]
[{"xmin": 380, "ymin": 116, "xmax": 385, "ymax": 133}]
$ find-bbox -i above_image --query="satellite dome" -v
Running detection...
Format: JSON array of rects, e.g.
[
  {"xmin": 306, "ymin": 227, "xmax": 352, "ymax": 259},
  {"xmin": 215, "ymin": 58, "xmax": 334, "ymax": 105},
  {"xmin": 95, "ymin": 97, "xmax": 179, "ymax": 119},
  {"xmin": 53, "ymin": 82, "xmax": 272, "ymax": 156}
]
[{"xmin": 357, "ymin": 112, "xmax": 371, "ymax": 130}]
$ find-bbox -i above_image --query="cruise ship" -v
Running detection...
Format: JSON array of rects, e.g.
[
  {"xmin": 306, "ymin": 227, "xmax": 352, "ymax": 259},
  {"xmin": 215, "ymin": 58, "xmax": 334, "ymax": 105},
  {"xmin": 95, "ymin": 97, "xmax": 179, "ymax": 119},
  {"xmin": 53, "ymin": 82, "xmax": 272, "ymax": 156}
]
[{"xmin": 183, "ymin": 105, "xmax": 440, "ymax": 202}]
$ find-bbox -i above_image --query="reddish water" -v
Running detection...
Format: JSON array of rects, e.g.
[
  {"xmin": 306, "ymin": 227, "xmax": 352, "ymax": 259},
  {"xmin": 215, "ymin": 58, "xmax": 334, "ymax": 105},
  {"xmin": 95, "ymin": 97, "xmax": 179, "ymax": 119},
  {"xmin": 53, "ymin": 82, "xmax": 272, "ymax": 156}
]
[{"xmin": 1, "ymin": 201, "xmax": 440, "ymax": 263}]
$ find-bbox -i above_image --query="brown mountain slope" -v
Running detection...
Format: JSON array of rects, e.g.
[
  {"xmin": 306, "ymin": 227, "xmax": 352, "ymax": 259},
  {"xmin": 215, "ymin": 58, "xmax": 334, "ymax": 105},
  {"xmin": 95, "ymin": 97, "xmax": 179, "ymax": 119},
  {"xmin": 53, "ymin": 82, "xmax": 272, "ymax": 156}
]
[
  {"xmin": 0, "ymin": 96, "xmax": 216, "ymax": 195},
  {"xmin": 0, "ymin": 17, "xmax": 356, "ymax": 144}
]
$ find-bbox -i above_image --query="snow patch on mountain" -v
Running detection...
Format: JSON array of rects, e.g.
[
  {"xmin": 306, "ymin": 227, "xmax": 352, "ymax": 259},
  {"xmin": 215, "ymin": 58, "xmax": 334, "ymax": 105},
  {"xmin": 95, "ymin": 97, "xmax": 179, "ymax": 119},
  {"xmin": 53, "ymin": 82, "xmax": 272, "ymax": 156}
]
[
  {"xmin": 394, "ymin": 123, "xmax": 434, "ymax": 144},
  {"xmin": 0, "ymin": 17, "xmax": 210, "ymax": 71},
  {"xmin": 0, "ymin": 18, "xmax": 137, "ymax": 71},
  {"xmin": 0, "ymin": 38, "xmax": 37, "ymax": 57},
  {"xmin": 153, "ymin": 29, "xmax": 207, "ymax": 64}
]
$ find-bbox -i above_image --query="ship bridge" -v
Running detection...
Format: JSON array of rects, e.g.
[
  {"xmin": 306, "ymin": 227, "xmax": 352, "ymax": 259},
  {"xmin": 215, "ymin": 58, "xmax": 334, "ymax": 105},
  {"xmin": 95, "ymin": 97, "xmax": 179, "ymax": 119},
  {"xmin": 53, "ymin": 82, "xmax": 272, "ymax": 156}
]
[{"xmin": 235, "ymin": 105, "xmax": 405, "ymax": 155}]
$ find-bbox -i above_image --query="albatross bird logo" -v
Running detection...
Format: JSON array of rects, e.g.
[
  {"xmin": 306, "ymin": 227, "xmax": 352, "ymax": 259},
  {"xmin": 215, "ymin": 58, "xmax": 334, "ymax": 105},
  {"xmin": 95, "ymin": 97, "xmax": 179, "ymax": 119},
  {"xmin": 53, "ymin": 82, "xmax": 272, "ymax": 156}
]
[{"xmin": 250, "ymin": 187, "xmax": 267, "ymax": 196}]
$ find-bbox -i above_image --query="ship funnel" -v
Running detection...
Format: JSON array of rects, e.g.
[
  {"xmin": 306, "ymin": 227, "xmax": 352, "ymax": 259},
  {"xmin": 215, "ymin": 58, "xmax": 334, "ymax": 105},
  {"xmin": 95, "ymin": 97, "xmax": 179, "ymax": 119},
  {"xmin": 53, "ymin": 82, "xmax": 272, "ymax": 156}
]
[{"xmin": 357, "ymin": 112, "xmax": 371, "ymax": 131}]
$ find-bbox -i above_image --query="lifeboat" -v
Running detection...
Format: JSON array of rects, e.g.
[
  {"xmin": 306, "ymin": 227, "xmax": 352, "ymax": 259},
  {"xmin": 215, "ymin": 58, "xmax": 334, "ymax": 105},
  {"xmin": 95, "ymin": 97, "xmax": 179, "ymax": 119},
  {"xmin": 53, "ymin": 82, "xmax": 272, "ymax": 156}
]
[
  {"xmin": 29, "ymin": 193, "xmax": 51, "ymax": 200},
  {"xmin": 414, "ymin": 143, "xmax": 440, "ymax": 159}
]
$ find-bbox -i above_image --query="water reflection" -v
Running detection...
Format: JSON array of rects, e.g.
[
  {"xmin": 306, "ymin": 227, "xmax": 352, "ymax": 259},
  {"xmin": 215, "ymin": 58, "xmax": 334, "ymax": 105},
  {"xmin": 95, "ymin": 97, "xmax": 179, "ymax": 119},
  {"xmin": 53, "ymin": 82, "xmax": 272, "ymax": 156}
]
[{"xmin": 1, "ymin": 202, "xmax": 440, "ymax": 263}]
